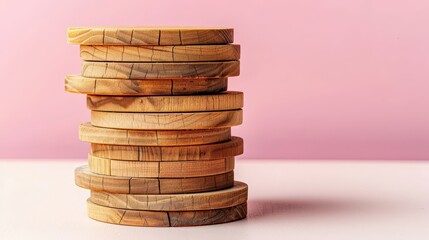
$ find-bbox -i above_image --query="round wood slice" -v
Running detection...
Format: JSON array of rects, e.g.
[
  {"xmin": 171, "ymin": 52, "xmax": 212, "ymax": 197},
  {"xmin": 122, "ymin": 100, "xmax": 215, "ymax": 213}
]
[
  {"xmin": 75, "ymin": 165, "xmax": 234, "ymax": 194},
  {"xmin": 81, "ymin": 61, "xmax": 240, "ymax": 79},
  {"xmin": 68, "ymin": 27, "xmax": 234, "ymax": 46},
  {"xmin": 87, "ymin": 200, "xmax": 247, "ymax": 227},
  {"xmin": 65, "ymin": 75, "xmax": 228, "ymax": 95},
  {"xmin": 88, "ymin": 155, "xmax": 235, "ymax": 178},
  {"xmin": 90, "ymin": 137, "xmax": 243, "ymax": 161},
  {"xmin": 80, "ymin": 45, "xmax": 240, "ymax": 62},
  {"xmin": 91, "ymin": 110, "xmax": 242, "ymax": 130},
  {"xmin": 89, "ymin": 181, "xmax": 247, "ymax": 211},
  {"xmin": 79, "ymin": 123, "xmax": 231, "ymax": 146},
  {"xmin": 87, "ymin": 91, "xmax": 243, "ymax": 112}
]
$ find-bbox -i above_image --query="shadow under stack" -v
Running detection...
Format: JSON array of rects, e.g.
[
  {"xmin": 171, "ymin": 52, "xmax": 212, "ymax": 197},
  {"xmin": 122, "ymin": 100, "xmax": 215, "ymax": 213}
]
[{"xmin": 66, "ymin": 27, "xmax": 247, "ymax": 227}]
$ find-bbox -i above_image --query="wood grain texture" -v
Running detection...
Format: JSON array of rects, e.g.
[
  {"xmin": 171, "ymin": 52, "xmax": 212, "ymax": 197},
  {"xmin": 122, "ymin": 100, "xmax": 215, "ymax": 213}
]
[
  {"xmin": 75, "ymin": 165, "xmax": 234, "ymax": 194},
  {"xmin": 65, "ymin": 75, "xmax": 228, "ymax": 95},
  {"xmin": 90, "ymin": 137, "xmax": 243, "ymax": 161},
  {"xmin": 80, "ymin": 45, "xmax": 240, "ymax": 62},
  {"xmin": 91, "ymin": 110, "xmax": 243, "ymax": 130},
  {"xmin": 88, "ymin": 155, "xmax": 235, "ymax": 178},
  {"xmin": 87, "ymin": 199, "xmax": 169, "ymax": 227},
  {"xmin": 87, "ymin": 92, "xmax": 243, "ymax": 112},
  {"xmin": 81, "ymin": 61, "xmax": 240, "ymax": 79},
  {"xmin": 90, "ymin": 181, "xmax": 247, "ymax": 211},
  {"xmin": 68, "ymin": 27, "xmax": 234, "ymax": 45},
  {"xmin": 87, "ymin": 200, "xmax": 247, "ymax": 227},
  {"xmin": 79, "ymin": 122, "xmax": 231, "ymax": 146}
]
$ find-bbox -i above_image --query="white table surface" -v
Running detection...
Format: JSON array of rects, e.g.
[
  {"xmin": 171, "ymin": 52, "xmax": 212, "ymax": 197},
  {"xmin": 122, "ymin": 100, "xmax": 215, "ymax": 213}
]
[{"xmin": 1, "ymin": 159, "xmax": 428, "ymax": 240}]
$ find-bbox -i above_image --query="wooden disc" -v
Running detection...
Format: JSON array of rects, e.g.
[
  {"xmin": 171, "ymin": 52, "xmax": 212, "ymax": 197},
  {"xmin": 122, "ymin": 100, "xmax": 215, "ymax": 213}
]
[
  {"xmin": 68, "ymin": 27, "xmax": 234, "ymax": 46},
  {"xmin": 88, "ymin": 155, "xmax": 235, "ymax": 178},
  {"xmin": 91, "ymin": 110, "xmax": 242, "ymax": 130},
  {"xmin": 80, "ymin": 45, "xmax": 240, "ymax": 62},
  {"xmin": 87, "ymin": 200, "xmax": 247, "ymax": 227},
  {"xmin": 90, "ymin": 137, "xmax": 243, "ymax": 161},
  {"xmin": 81, "ymin": 61, "xmax": 240, "ymax": 79},
  {"xmin": 79, "ymin": 123, "xmax": 231, "ymax": 146},
  {"xmin": 65, "ymin": 75, "xmax": 228, "ymax": 96},
  {"xmin": 87, "ymin": 92, "xmax": 243, "ymax": 112},
  {"xmin": 89, "ymin": 181, "xmax": 247, "ymax": 211},
  {"xmin": 75, "ymin": 165, "xmax": 234, "ymax": 194}
]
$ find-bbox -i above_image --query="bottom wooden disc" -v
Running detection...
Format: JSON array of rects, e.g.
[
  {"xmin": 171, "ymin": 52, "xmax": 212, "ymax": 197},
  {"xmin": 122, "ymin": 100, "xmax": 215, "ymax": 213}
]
[
  {"xmin": 87, "ymin": 200, "xmax": 247, "ymax": 227},
  {"xmin": 75, "ymin": 165, "xmax": 234, "ymax": 194}
]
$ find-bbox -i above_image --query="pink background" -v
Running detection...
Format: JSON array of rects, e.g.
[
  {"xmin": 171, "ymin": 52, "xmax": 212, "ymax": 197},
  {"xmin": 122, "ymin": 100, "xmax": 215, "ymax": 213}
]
[{"xmin": 0, "ymin": 0, "xmax": 428, "ymax": 160}]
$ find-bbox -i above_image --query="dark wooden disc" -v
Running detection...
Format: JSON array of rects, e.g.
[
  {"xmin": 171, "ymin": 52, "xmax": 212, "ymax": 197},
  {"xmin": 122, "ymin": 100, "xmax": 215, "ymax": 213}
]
[{"xmin": 65, "ymin": 75, "xmax": 228, "ymax": 96}]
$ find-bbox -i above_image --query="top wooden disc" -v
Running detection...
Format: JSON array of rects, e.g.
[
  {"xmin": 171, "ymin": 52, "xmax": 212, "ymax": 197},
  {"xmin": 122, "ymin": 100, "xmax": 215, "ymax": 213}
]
[{"xmin": 67, "ymin": 27, "xmax": 233, "ymax": 45}]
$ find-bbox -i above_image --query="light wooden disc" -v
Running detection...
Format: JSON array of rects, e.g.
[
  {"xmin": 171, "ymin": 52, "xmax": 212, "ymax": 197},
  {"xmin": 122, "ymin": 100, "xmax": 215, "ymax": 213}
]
[
  {"xmin": 88, "ymin": 155, "xmax": 235, "ymax": 178},
  {"xmin": 81, "ymin": 61, "xmax": 240, "ymax": 79},
  {"xmin": 87, "ymin": 91, "xmax": 243, "ymax": 112},
  {"xmin": 87, "ymin": 200, "xmax": 247, "ymax": 227},
  {"xmin": 68, "ymin": 27, "xmax": 234, "ymax": 46},
  {"xmin": 80, "ymin": 45, "xmax": 240, "ymax": 62},
  {"xmin": 79, "ymin": 123, "xmax": 231, "ymax": 146},
  {"xmin": 89, "ymin": 181, "xmax": 247, "ymax": 211},
  {"xmin": 91, "ymin": 110, "xmax": 242, "ymax": 130},
  {"xmin": 75, "ymin": 165, "xmax": 234, "ymax": 194},
  {"xmin": 90, "ymin": 137, "xmax": 243, "ymax": 161},
  {"xmin": 65, "ymin": 75, "xmax": 228, "ymax": 96}
]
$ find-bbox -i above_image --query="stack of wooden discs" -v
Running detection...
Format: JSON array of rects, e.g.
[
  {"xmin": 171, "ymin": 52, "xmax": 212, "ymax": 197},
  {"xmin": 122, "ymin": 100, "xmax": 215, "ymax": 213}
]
[{"xmin": 66, "ymin": 27, "xmax": 247, "ymax": 227}]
